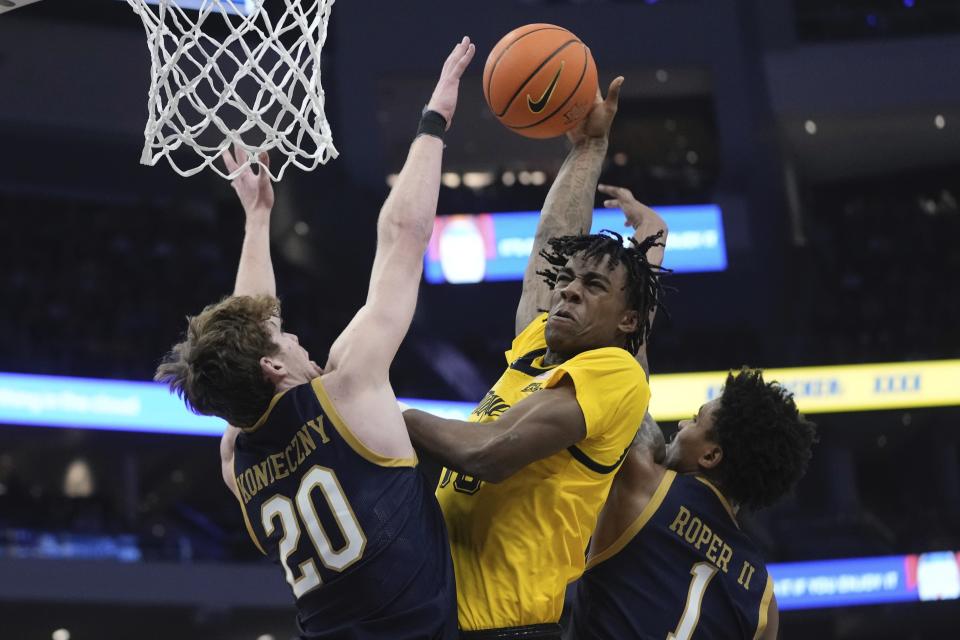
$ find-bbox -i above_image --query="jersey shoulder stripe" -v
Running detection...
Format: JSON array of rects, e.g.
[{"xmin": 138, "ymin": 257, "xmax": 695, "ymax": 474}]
[
  {"xmin": 309, "ymin": 378, "xmax": 417, "ymax": 468},
  {"xmin": 586, "ymin": 469, "xmax": 677, "ymax": 569}
]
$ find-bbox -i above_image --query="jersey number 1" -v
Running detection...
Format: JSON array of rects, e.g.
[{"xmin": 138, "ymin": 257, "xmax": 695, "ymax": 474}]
[
  {"xmin": 261, "ymin": 465, "xmax": 367, "ymax": 598},
  {"xmin": 667, "ymin": 562, "xmax": 719, "ymax": 640}
]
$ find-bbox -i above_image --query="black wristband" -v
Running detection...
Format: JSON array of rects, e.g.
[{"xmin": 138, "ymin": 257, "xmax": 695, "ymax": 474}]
[{"xmin": 417, "ymin": 109, "xmax": 448, "ymax": 140}]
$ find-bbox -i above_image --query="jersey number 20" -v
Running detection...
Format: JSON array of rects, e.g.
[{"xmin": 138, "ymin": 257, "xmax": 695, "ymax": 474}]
[{"xmin": 261, "ymin": 465, "xmax": 367, "ymax": 598}]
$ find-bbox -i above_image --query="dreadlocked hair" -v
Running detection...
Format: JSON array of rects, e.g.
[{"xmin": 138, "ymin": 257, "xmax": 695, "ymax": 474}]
[
  {"xmin": 538, "ymin": 229, "xmax": 669, "ymax": 354},
  {"xmin": 708, "ymin": 368, "xmax": 818, "ymax": 511}
]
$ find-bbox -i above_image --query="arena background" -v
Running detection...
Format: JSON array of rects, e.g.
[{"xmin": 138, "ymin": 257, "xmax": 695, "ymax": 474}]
[{"xmin": 1, "ymin": 1, "xmax": 959, "ymax": 638}]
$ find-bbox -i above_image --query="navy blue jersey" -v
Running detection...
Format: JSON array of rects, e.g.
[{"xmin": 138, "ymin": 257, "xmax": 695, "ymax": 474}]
[
  {"xmin": 571, "ymin": 471, "xmax": 774, "ymax": 640},
  {"xmin": 233, "ymin": 377, "xmax": 457, "ymax": 640}
]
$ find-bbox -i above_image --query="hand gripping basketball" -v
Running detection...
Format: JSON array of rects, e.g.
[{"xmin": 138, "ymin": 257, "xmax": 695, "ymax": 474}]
[
  {"xmin": 426, "ymin": 37, "xmax": 477, "ymax": 130},
  {"xmin": 566, "ymin": 76, "xmax": 624, "ymax": 145}
]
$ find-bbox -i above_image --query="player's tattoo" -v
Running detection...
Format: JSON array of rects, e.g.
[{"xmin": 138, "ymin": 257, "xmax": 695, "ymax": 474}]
[
  {"xmin": 634, "ymin": 412, "xmax": 666, "ymax": 464},
  {"xmin": 515, "ymin": 138, "xmax": 609, "ymax": 334}
]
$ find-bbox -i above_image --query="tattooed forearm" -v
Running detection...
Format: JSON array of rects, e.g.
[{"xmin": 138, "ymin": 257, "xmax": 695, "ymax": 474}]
[
  {"xmin": 539, "ymin": 137, "xmax": 609, "ymax": 236},
  {"xmin": 515, "ymin": 138, "xmax": 609, "ymax": 334}
]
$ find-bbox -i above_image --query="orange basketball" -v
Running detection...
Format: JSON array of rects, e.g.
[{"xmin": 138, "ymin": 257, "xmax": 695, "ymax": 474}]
[{"xmin": 483, "ymin": 24, "xmax": 599, "ymax": 139}]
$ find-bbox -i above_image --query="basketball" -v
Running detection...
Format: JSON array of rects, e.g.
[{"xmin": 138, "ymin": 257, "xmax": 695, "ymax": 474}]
[{"xmin": 483, "ymin": 24, "xmax": 599, "ymax": 139}]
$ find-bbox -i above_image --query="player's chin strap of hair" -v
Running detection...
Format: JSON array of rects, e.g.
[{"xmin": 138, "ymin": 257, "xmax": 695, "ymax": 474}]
[{"xmin": 417, "ymin": 107, "xmax": 448, "ymax": 141}]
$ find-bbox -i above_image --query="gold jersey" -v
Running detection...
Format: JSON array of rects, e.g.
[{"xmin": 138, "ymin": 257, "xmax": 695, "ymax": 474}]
[{"xmin": 437, "ymin": 313, "xmax": 650, "ymax": 631}]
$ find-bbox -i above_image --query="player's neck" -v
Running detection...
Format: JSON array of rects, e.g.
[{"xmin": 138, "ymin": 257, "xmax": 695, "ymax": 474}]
[
  {"xmin": 542, "ymin": 348, "xmax": 569, "ymax": 367},
  {"xmin": 694, "ymin": 472, "xmax": 741, "ymax": 517},
  {"xmin": 542, "ymin": 340, "xmax": 620, "ymax": 365},
  {"xmin": 272, "ymin": 372, "xmax": 312, "ymax": 394}
]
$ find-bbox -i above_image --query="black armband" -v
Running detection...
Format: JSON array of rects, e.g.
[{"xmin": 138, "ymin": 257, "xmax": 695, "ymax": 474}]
[{"xmin": 416, "ymin": 109, "xmax": 448, "ymax": 141}]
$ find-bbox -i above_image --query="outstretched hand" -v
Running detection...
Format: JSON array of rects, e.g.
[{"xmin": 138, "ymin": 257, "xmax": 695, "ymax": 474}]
[
  {"xmin": 566, "ymin": 76, "xmax": 624, "ymax": 145},
  {"xmin": 598, "ymin": 184, "xmax": 667, "ymax": 262},
  {"xmin": 222, "ymin": 143, "xmax": 274, "ymax": 217},
  {"xmin": 426, "ymin": 36, "xmax": 476, "ymax": 130}
]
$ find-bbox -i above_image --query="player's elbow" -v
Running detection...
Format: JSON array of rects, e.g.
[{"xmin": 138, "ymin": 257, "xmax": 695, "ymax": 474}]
[
  {"xmin": 462, "ymin": 438, "xmax": 519, "ymax": 484},
  {"xmin": 464, "ymin": 459, "xmax": 512, "ymax": 484},
  {"xmin": 378, "ymin": 208, "xmax": 434, "ymax": 248}
]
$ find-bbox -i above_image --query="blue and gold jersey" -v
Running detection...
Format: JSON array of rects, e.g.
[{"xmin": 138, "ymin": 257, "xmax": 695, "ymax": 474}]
[
  {"xmin": 571, "ymin": 471, "xmax": 774, "ymax": 640},
  {"xmin": 233, "ymin": 378, "xmax": 457, "ymax": 640}
]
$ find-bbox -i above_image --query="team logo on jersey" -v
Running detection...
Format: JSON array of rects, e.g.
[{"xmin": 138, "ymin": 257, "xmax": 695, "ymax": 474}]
[
  {"xmin": 521, "ymin": 382, "xmax": 543, "ymax": 393},
  {"xmin": 473, "ymin": 390, "xmax": 511, "ymax": 418}
]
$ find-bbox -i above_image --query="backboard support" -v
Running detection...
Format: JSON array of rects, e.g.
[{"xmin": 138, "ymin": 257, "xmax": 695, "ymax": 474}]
[{"xmin": 0, "ymin": 0, "xmax": 44, "ymax": 15}]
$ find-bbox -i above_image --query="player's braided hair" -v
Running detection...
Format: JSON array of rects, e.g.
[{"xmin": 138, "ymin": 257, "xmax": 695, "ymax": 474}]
[
  {"xmin": 709, "ymin": 368, "xmax": 819, "ymax": 510},
  {"xmin": 538, "ymin": 230, "xmax": 668, "ymax": 354}
]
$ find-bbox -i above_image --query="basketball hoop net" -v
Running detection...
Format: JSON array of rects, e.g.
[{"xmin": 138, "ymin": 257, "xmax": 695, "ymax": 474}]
[{"xmin": 126, "ymin": 0, "xmax": 338, "ymax": 180}]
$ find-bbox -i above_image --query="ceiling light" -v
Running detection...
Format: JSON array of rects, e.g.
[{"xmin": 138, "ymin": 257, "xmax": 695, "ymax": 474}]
[
  {"xmin": 462, "ymin": 172, "xmax": 495, "ymax": 189},
  {"xmin": 441, "ymin": 172, "xmax": 461, "ymax": 189}
]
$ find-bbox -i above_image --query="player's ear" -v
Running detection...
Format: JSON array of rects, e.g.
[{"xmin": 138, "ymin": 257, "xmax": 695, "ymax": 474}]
[
  {"xmin": 698, "ymin": 444, "xmax": 723, "ymax": 470},
  {"xmin": 260, "ymin": 356, "xmax": 287, "ymax": 386},
  {"xmin": 617, "ymin": 309, "xmax": 639, "ymax": 336}
]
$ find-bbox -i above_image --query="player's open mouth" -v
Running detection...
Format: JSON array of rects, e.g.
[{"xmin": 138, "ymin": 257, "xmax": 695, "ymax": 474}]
[{"xmin": 551, "ymin": 309, "xmax": 576, "ymax": 323}]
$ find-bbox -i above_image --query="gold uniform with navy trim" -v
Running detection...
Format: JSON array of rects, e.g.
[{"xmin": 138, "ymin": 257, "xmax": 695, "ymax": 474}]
[
  {"xmin": 437, "ymin": 313, "xmax": 650, "ymax": 631},
  {"xmin": 233, "ymin": 378, "xmax": 457, "ymax": 639}
]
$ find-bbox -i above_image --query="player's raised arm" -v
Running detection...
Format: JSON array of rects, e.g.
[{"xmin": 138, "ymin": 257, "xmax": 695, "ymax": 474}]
[
  {"xmin": 404, "ymin": 379, "xmax": 586, "ymax": 483},
  {"xmin": 216, "ymin": 147, "xmax": 278, "ymax": 497},
  {"xmin": 223, "ymin": 145, "xmax": 277, "ymax": 297},
  {"xmin": 587, "ymin": 189, "xmax": 668, "ymax": 551},
  {"xmin": 326, "ymin": 38, "xmax": 475, "ymax": 383},
  {"xmin": 514, "ymin": 77, "xmax": 624, "ymax": 335},
  {"xmin": 600, "ymin": 184, "xmax": 669, "ymax": 375},
  {"xmin": 602, "ymin": 184, "xmax": 668, "ymax": 270}
]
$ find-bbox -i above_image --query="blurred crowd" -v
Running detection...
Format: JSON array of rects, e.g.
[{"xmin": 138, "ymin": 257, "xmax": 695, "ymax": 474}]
[{"xmin": 786, "ymin": 173, "xmax": 960, "ymax": 365}]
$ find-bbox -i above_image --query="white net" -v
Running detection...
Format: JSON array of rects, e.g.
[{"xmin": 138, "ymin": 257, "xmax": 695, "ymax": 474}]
[{"xmin": 126, "ymin": 0, "xmax": 338, "ymax": 180}]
